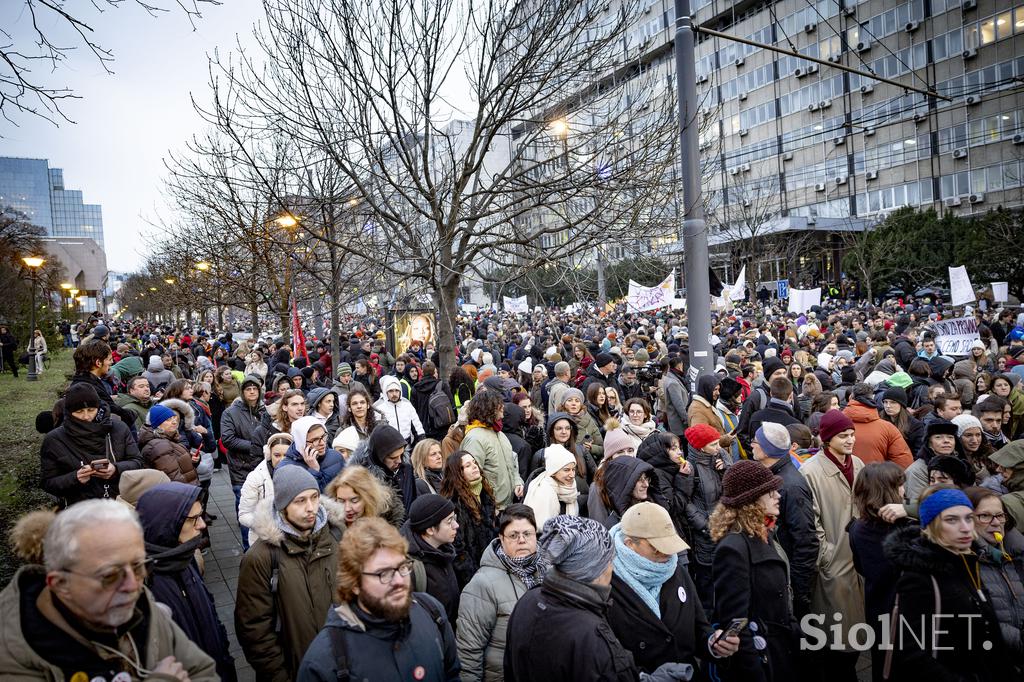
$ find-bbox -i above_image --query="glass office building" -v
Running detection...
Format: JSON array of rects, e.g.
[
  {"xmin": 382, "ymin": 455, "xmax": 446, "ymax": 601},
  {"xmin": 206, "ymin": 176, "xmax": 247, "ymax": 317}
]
[{"xmin": 0, "ymin": 157, "xmax": 106, "ymax": 247}]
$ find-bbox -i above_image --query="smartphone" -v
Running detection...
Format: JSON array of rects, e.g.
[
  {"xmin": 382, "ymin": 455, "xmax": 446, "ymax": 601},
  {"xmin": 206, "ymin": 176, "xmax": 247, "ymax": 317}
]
[
  {"xmin": 90, "ymin": 459, "xmax": 109, "ymax": 471},
  {"xmin": 714, "ymin": 617, "xmax": 749, "ymax": 644},
  {"xmin": 583, "ymin": 434, "xmax": 593, "ymax": 444}
]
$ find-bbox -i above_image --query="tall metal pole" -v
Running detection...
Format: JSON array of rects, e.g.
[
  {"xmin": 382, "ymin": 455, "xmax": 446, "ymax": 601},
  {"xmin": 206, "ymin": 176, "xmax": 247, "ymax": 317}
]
[
  {"xmin": 674, "ymin": 0, "xmax": 713, "ymax": 387},
  {"xmin": 26, "ymin": 274, "xmax": 38, "ymax": 382}
]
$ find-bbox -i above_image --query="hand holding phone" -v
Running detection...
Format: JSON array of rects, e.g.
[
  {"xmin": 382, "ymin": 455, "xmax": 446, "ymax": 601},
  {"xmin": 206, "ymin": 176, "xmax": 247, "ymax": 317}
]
[
  {"xmin": 90, "ymin": 459, "xmax": 109, "ymax": 471},
  {"xmin": 713, "ymin": 617, "xmax": 748, "ymax": 645}
]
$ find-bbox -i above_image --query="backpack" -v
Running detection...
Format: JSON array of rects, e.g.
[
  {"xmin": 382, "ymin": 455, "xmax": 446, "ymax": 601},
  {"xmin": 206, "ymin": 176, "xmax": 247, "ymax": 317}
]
[
  {"xmin": 426, "ymin": 382, "xmax": 456, "ymax": 432},
  {"xmin": 328, "ymin": 594, "xmax": 445, "ymax": 682}
]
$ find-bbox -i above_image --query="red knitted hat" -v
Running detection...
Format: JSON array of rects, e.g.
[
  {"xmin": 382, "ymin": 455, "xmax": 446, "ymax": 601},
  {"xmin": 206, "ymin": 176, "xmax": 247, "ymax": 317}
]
[
  {"xmin": 818, "ymin": 409, "xmax": 855, "ymax": 445},
  {"xmin": 685, "ymin": 423, "xmax": 721, "ymax": 450}
]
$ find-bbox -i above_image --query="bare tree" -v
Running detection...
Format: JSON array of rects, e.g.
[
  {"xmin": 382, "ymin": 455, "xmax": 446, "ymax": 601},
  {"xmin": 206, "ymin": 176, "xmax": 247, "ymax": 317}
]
[
  {"xmin": 707, "ymin": 175, "xmax": 782, "ymax": 292},
  {"xmin": 191, "ymin": 0, "xmax": 680, "ymax": 374},
  {"xmin": 1, "ymin": 0, "xmax": 218, "ymax": 127}
]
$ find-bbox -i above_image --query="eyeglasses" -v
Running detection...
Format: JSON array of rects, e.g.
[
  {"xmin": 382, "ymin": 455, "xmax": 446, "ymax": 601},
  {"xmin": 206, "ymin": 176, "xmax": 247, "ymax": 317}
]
[
  {"xmin": 184, "ymin": 511, "xmax": 205, "ymax": 527},
  {"xmin": 362, "ymin": 559, "xmax": 414, "ymax": 585},
  {"xmin": 307, "ymin": 435, "xmax": 327, "ymax": 446},
  {"xmin": 62, "ymin": 559, "xmax": 149, "ymax": 590},
  {"xmin": 975, "ymin": 512, "xmax": 1006, "ymax": 524},
  {"xmin": 503, "ymin": 530, "xmax": 536, "ymax": 542}
]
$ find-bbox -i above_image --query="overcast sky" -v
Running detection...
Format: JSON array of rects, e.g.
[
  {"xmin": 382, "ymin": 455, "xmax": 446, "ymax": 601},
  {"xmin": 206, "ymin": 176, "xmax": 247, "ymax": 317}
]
[{"xmin": 1, "ymin": 0, "xmax": 266, "ymax": 271}]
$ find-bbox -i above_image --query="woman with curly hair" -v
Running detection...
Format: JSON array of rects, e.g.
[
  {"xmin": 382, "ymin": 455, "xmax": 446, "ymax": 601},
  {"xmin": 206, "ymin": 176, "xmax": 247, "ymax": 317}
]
[
  {"xmin": 460, "ymin": 389, "xmax": 522, "ymax": 508},
  {"xmin": 325, "ymin": 463, "xmax": 405, "ymax": 529},
  {"xmin": 440, "ymin": 451, "xmax": 498, "ymax": 587},
  {"xmin": 708, "ymin": 460, "xmax": 794, "ymax": 682}
]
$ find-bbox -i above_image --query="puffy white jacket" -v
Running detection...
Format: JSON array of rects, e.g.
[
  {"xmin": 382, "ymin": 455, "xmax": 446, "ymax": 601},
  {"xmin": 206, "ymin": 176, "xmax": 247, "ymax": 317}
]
[
  {"xmin": 238, "ymin": 459, "xmax": 274, "ymax": 532},
  {"xmin": 374, "ymin": 376, "xmax": 424, "ymax": 441}
]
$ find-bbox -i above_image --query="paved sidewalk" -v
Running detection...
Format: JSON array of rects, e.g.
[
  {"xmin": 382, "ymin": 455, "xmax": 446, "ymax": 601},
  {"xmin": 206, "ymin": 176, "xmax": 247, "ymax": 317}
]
[{"xmin": 203, "ymin": 467, "xmax": 253, "ymax": 682}]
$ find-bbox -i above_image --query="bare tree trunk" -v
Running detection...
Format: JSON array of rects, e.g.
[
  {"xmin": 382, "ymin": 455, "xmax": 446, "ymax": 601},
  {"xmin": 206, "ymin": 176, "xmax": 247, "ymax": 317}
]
[{"xmin": 434, "ymin": 279, "xmax": 461, "ymax": 379}]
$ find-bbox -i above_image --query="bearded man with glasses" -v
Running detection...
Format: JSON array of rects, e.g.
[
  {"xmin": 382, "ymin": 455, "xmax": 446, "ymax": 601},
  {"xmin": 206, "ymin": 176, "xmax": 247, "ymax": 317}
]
[
  {"xmin": 298, "ymin": 517, "xmax": 460, "ymax": 681},
  {"xmin": 0, "ymin": 499, "xmax": 216, "ymax": 680}
]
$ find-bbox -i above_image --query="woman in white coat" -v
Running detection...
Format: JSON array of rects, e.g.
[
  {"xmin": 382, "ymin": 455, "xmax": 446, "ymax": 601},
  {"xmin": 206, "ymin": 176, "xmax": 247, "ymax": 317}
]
[
  {"xmin": 523, "ymin": 444, "xmax": 579, "ymax": 527},
  {"xmin": 237, "ymin": 432, "xmax": 292, "ymax": 539}
]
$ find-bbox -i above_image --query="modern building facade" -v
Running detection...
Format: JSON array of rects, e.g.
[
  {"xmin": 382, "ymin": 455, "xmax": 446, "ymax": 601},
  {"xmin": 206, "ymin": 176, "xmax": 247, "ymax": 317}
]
[
  {"xmin": 514, "ymin": 0, "xmax": 1024, "ymax": 289},
  {"xmin": 0, "ymin": 157, "xmax": 106, "ymax": 246},
  {"xmin": 0, "ymin": 157, "xmax": 109, "ymax": 307}
]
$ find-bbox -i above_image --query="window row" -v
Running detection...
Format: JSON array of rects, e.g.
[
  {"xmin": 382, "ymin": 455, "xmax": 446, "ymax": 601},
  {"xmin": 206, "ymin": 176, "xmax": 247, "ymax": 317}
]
[{"xmin": 939, "ymin": 161, "xmax": 1024, "ymax": 199}]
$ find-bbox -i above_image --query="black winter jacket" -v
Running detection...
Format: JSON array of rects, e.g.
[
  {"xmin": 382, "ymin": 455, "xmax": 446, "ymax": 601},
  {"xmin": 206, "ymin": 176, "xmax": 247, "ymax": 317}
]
[
  {"xmin": 450, "ymin": 488, "xmax": 498, "ymax": 589},
  {"xmin": 637, "ymin": 433, "xmax": 691, "ymax": 542},
  {"xmin": 883, "ymin": 525, "xmax": 1013, "ymax": 682},
  {"xmin": 40, "ymin": 407, "xmax": 143, "ymax": 506},
  {"xmin": 769, "ymin": 456, "xmax": 818, "ymax": 607},
  {"xmin": 220, "ymin": 398, "xmax": 268, "ymax": 486},
  {"xmin": 401, "ymin": 522, "xmax": 461, "ymax": 626},
  {"xmin": 976, "ymin": 538, "xmax": 1024, "ymax": 658},
  {"xmin": 608, "ymin": 563, "xmax": 713, "ymax": 674},
  {"xmin": 504, "ymin": 571, "xmax": 638, "ymax": 682},
  {"xmin": 710, "ymin": 532, "xmax": 796, "ymax": 682},
  {"xmin": 683, "ymin": 445, "xmax": 729, "ymax": 566}
]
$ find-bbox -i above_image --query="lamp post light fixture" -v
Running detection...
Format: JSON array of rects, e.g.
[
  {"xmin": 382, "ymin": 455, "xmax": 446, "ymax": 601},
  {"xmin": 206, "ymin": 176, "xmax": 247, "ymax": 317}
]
[
  {"xmin": 164, "ymin": 278, "xmax": 176, "ymax": 285},
  {"xmin": 275, "ymin": 213, "xmax": 299, "ymax": 229},
  {"xmin": 22, "ymin": 256, "xmax": 45, "ymax": 382},
  {"xmin": 195, "ymin": 261, "xmax": 211, "ymax": 272}
]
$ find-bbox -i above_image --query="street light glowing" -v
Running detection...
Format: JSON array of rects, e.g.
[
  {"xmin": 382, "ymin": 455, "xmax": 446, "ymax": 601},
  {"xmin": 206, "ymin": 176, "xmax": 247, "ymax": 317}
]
[
  {"xmin": 149, "ymin": 287, "xmax": 158, "ymax": 291},
  {"xmin": 346, "ymin": 198, "xmax": 359, "ymax": 207},
  {"xmin": 196, "ymin": 261, "xmax": 211, "ymax": 272},
  {"xmin": 70, "ymin": 289, "xmax": 79, "ymax": 298},
  {"xmin": 22, "ymin": 256, "xmax": 45, "ymax": 269},
  {"xmin": 275, "ymin": 214, "xmax": 299, "ymax": 228},
  {"xmin": 61, "ymin": 282, "xmax": 73, "ymax": 290},
  {"xmin": 550, "ymin": 118, "xmax": 569, "ymax": 137},
  {"xmin": 164, "ymin": 278, "xmax": 176, "ymax": 285}
]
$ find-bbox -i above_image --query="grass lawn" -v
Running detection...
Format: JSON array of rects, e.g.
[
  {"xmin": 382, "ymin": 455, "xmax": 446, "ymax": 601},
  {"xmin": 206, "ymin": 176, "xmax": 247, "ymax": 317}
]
[{"xmin": 0, "ymin": 352, "xmax": 73, "ymax": 583}]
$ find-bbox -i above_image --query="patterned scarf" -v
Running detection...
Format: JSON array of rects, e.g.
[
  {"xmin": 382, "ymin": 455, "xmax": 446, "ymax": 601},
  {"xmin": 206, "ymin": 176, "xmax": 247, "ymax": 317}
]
[
  {"xmin": 494, "ymin": 538, "xmax": 541, "ymax": 589},
  {"xmin": 610, "ymin": 524, "xmax": 677, "ymax": 618}
]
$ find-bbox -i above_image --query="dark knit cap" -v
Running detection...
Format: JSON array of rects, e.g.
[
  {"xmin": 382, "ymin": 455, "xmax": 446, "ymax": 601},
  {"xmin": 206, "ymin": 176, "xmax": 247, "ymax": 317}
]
[
  {"xmin": 368, "ymin": 424, "xmax": 407, "ymax": 462},
  {"xmin": 719, "ymin": 377, "xmax": 743, "ymax": 402},
  {"xmin": 408, "ymin": 494, "xmax": 455, "ymax": 533},
  {"xmin": 927, "ymin": 456, "xmax": 973, "ymax": 488},
  {"xmin": 594, "ymin": 352, "xmax": 616, "ymax": 368},
  {"xmin": 65, "ymin": 383, "xmax": 101, "ymax": 413},
  {"xmin": 882, "ymin": 386, "xmax": 908, "ymax": 407},
  {"xmin": 818, "ymin": 409, "xmax": 855, "ymax": 445},
  {"xmin": 720, "ymin": 460, "xmax": 782, "ymax": 508},
  {"xmin": 763, "ymin": 357, "xmax": 786, "ymax": 379}
]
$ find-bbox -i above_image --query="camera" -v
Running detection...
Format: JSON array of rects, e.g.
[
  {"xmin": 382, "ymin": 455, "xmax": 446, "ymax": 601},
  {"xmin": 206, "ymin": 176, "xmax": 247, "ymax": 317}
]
[{"xmin": 636, "ymin": 361, "xmax": 663, "ymax": 391}]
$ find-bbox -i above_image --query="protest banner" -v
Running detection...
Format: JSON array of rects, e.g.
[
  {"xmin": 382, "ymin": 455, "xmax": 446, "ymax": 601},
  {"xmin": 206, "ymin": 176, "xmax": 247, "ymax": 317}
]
[
  {"xmin": 627, "ymin": 271, "xmax": 675, "ymax": 312},
  {"xmin": 932, "ymin": 316, "xmax": 980, "ymax": 355},
  {"xmin": 787, "ymin": 287, "xmax": 822, "ymax": 314},
  {"xmin": 728, "ymin": 266, "xmax": 746, "ymax": 301},
  {"xmin": 948, "ymin": 265, "xmax": 975, "ymax": 306},
  {"xmin": 503, "ymin": 295, "xmax": 529, "ymax": 314},
  {"xmin": 992, "ymin": 282, "xmax": 1009, "ymax": 303}
]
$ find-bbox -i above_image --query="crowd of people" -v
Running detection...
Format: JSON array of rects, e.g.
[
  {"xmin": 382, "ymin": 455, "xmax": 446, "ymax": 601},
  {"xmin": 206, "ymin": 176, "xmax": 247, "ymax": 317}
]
[{"xmin": 4, "ymin": 295, "xmax": 1024, "ymax": 681}]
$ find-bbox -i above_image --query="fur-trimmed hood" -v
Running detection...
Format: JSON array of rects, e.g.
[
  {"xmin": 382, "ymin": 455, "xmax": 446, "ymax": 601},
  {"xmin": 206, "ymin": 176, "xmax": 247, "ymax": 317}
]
[
  {"xmin": 157, "ymin": 398, "xmax": 195, "ymax": 431},
  {"xmin": 246, "ymin": 495, "xmax": 346, "ymax": 547}
]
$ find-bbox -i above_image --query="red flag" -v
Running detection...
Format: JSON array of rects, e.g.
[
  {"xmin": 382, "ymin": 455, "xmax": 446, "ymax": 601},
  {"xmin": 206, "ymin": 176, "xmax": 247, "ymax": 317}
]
[{"xmin": 291, "ymin": 299, "xmax": 309, "ymax": 363}]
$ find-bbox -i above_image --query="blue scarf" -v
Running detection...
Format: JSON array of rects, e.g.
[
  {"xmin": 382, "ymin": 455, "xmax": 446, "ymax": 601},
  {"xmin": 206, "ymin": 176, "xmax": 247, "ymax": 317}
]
[{"xmin": 610, "ymin": 524, "xmax": 677, "ymax": 618}]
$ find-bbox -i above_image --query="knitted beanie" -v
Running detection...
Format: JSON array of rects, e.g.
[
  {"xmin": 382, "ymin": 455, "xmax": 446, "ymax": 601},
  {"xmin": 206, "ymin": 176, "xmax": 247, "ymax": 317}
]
[
  {"xmin": 951, "ymin": 414, "xmax": 982, "ymax": 437},
  {"xmin": 64, "ymin": 383, "xmax": 101, "ymax": 413},
  {"xmin": 603, "ymin": 429, "xmax": 635, "ymax": 459},
  {"xmin": 882, "ymin": 386, "xmax": 908, "ymax": 407},
  {"xmin": 818, "ymin": 409, "xmax": 855, "ymax": 445},
  {"xmin": 720, "ymin": 460, "xmax": 782, "ymax": 508},
  {"xmin": 684, "ymin": 423, "xmax": 720, "ymax": 450},
  {"xmin": 273, "ymin": 466, "xmax": 319, "ymax": 512},
  {"xmin": 754, "ymin": 422, "xmax": 791, "ymax": 458},
  {"xmin": 147, "ymin": 403, "xmax": 176, "ymax": 429},
  {"xmin": 408, "ymin": 494, "xmax": 456, "ymax": 533}
]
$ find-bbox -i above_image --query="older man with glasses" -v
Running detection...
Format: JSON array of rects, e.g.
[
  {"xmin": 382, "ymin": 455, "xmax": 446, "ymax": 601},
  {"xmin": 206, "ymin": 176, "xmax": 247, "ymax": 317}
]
[
  {"xmin": 0, "ymin": 499, "xmax": 216, "ymax": 680},
  {"xmin": 299, "ymin": 517, "xmax": 460, "ymax": 681}
]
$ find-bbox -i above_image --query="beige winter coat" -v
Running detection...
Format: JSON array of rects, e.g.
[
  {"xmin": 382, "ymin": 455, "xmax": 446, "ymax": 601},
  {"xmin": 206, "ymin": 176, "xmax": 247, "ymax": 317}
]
[{"xmin": 798, "ymin": 450, "xmax": 866, "ymax": 650}]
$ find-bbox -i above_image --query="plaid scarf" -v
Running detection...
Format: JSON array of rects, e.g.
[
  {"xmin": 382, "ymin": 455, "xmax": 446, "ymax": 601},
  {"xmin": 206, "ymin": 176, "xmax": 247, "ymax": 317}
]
[{"xmin": 494, "ymin": 539, "xmax": 541, "ymax": 589}]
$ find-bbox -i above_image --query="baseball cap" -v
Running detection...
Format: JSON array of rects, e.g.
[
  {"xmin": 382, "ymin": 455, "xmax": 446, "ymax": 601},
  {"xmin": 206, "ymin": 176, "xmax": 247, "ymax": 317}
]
[{"xmin": 619, "ymin": 502, "xmax": 688, "ymax": 555}]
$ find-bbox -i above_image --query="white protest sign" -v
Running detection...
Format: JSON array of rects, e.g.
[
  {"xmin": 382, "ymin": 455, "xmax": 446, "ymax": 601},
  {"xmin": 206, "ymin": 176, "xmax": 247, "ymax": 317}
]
[
  {"xmin": 728, "ymin": 265, "xmax": 747, "ymax": 301},
  {"xmin": 503, "ymin": 295, "xmax": 529, "ymax": 314},
  {"xmin": 992, "ymin": 282, "xmax": 1009, "ymax": 302},
  {"xmin": 932, "ymin": 316, "xmax": 980, "ymax": 355},
  {"xmin": 948, "ymin": 265, "xmax": 975, "ymax": 306},
  {"xmin": 787, "ymin": 287, "xmax": 822, "ymax": 314},
  {"xmin": 460, "ymin": 303, "xmax": 479, "ymax": 313},
  {"xmin": 627, "ymin": 271, "xmax": 675, "ymax": 312},
  {"xmin": 671, "ymin": 297, "xmax": 687, "ymax": 310}
]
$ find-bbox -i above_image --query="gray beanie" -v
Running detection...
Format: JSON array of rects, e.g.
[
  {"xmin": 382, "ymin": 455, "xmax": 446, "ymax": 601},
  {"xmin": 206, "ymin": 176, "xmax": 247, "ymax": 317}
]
[
  {"xmin": 273, "ymin": 466, "xmax": 319, "ymax": 511},
  {"xmin": 557, "ymin": 388, "xmax": 585, "ymax": 410},
  {"xmin": 538, "ymin": 515, "xmax": 614, "ymax": 583}
]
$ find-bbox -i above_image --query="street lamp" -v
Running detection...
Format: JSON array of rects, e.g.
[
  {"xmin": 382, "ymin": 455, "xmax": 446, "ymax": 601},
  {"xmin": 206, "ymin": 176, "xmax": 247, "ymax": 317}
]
[
  {"xmin": 22, "ymin": 256, "xmax": 45, "ymax": 382},
  {"xmin": 195, "ymin": 261, "xmax": 211, "ymax": 272},
  {"xmin": 164, "ymin": 278, "xmax": 176, "ymax": 285},
  {"xmin": 275, "ymin": 213, "xmax": 299, "ymax": 228}
]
